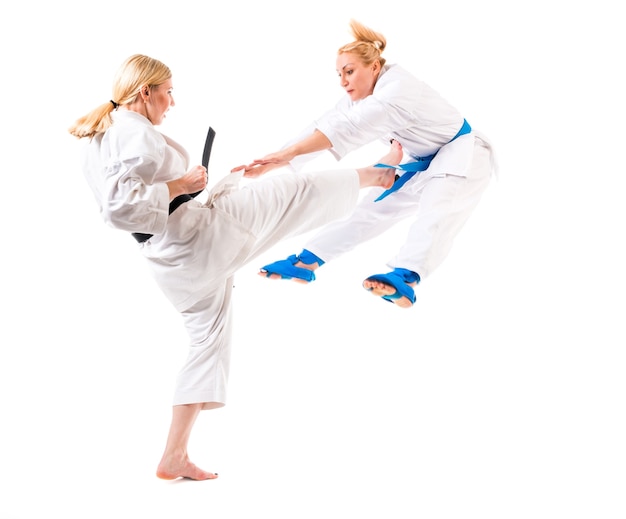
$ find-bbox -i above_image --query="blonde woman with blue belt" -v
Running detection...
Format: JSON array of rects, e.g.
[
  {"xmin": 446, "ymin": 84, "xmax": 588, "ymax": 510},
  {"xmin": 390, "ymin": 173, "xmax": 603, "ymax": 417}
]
[{"xmin": 241, "ymin": 19, "xmax": 497, "ymax": 308}]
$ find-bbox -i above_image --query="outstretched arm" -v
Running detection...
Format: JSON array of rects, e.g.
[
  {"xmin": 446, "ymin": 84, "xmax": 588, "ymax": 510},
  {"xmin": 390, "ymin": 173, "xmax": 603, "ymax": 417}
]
[{"xmin": 233, "ymin": 130, "xmax": 332, "ymax": 178}]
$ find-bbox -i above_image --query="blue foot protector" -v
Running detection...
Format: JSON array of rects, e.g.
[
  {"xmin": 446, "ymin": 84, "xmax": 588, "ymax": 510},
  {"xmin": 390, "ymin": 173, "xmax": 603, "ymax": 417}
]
[
  {"xmin": 260, "ymin": 250, "xmax": 324, "ymax": 282},
  {"xmin": 298, "ymin": 249, "xmax": 325, "ymax": 267},
  {"xmin": 363, "ymin": 268, "xmax": 420, "ymax": 305}
]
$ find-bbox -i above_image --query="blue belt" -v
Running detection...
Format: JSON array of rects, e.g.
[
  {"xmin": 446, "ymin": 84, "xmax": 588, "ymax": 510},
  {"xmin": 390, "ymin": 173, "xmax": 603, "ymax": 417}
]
[{"xmin": 374, "ymin": 119, "xmax": 471, "ymax": 201}]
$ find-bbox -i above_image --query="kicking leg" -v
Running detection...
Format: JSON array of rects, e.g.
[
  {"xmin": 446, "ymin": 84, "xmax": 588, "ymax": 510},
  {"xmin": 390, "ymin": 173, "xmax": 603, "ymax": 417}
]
[{"xmin": 258, "ymin": 141, "xmax": 403, "ymax": 283}]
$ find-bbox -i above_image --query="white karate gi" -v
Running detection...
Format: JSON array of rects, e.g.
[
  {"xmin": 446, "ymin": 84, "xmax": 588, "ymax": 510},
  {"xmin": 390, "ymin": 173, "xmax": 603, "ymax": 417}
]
[
  {"xmin": 287, "ymin": 63, "xmax": 496, "ymax": 280},
  {"xmin": 82, "ymin": 110, "xmax": 361, "ymax": 408}
]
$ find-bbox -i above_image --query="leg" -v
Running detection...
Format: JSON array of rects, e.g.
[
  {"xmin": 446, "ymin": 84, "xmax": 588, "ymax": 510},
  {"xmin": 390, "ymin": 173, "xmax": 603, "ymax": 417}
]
[
  {"xmin": 156, "ymin": 403, "xmax": 217, "ymax": 480},
  {"xmin": 156, "ymin": 279, "xmax": 235, "ymax": 480},
  {"xmin": 391, "ymin": 140, "xmax": 492, "ymax": 277},
  {"xmin": 213, "ymin": 170, "xmax": 359, "ymax": 274},
  {"xmin": 364, "ymin": 139, "xmax": 493, "ymax": 306},
  {"xmin": 258, "ymin": 141, "xmax": 405, "ymax": 282}
]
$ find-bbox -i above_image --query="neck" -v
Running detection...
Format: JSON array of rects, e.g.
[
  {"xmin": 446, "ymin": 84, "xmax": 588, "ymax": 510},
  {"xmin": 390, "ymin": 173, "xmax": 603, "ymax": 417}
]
[{"xmin": 122, "ymin": 100, "xmax": 150, "ymax": 123}]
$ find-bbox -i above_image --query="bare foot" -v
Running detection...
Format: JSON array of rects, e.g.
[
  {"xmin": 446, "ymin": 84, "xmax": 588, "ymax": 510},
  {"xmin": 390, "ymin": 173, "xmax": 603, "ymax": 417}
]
[
  {"xmin": 156, "ymin": 455, "xmax": 218, "ymax": 481},
  {"xmin": 381, "ymin": 139, "xmax": 403, "ymax": 167},
  {"xmin": 362, "ymin": 277, "xmax": 417, "ymax": 308},
  {"xmin": 358, "ymin": 140, "xmax": 403, "ymax": 189}
]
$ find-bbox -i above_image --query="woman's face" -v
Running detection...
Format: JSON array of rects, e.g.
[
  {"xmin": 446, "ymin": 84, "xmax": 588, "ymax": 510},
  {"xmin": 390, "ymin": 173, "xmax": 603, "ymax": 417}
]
[
  {"xmin": 145, "ymin": 79, "xmax": 175, "ymax": 125},
  {"xmin": 336, "ymin": 52, "xmax": 380, "ymax": 101}
]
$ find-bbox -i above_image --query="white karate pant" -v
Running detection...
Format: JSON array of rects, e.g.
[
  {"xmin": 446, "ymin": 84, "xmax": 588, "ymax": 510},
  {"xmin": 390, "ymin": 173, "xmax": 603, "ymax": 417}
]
[
  {"xmin": 173, "ymin": 169, "xmax": 359, "ymax": 408},
  {"xmin": 304, "ymin": 136, "xmax": 494, "ymax": 279}
]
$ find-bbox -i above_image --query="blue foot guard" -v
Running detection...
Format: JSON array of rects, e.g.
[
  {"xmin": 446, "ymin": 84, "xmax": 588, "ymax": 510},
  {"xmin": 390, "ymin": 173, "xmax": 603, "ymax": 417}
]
[{"xmin": 259, "ymin": 249, "xmax": 325, "ymax": 282}]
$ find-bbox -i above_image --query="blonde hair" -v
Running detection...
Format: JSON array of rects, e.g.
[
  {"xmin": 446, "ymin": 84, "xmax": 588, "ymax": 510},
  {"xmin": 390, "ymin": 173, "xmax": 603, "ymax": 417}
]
[
  {"xmin": 68, "ymin": 54, "xmax": 172, "ymax": 139},
  {"xmin": 338, "ymin": 19, "xmax": 387, "ymax": 68}
]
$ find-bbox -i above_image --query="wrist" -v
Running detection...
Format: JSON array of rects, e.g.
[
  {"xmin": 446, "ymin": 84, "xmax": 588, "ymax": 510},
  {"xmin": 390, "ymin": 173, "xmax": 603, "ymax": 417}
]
[{"xmin": 166, "ymin": 178, "xmax": 185, "ymax": 200}]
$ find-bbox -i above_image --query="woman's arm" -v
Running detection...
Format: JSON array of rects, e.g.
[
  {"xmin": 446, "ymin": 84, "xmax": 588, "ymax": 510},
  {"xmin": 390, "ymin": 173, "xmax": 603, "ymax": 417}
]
[
  {"xmin": 166, "ymin": 165, "xmax": 207, "ymax": 200},
  {"xmin": 236, "ymin": 129, "xmax": 332, "ymax": 178}
]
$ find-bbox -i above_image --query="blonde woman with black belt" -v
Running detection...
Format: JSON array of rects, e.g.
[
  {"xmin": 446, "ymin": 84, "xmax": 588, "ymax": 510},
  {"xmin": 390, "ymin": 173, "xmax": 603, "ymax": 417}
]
[{"xmin": 69, "ymin": 53, "xmax": 400, "ymax": 480}]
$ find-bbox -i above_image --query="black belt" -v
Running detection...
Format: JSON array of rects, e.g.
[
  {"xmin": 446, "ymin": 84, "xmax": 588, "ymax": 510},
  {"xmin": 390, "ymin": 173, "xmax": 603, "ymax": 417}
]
[{"xmin": 132, "ymin": 127, "xmax": 216, "ymax": 243}]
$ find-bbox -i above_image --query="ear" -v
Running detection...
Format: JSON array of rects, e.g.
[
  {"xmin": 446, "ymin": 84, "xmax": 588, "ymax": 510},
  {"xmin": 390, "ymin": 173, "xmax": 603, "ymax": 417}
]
[{"xmin": 139, "ymin": 85, "xmax": 150, "ymax": 101}]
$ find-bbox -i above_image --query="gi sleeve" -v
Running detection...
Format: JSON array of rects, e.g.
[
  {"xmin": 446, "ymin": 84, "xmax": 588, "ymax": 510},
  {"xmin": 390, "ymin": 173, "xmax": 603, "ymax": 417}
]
[
  {"xmin": 315, "ymin": 94, "xmax": 404, "ymax": 160},
  {"xmin": 100, "ymin": 126, "xmax": 170, "ymax": 234}
]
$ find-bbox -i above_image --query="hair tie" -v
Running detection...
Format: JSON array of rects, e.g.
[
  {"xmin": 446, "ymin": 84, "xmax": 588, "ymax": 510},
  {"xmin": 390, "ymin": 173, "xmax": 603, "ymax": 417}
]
[
  {"xmin": 110, "ymin": 100, "xmax": 119, "ymax": 109},
  {"xmin": 373, "ymin": 40, "xmax": 381, "ymax": 50}
]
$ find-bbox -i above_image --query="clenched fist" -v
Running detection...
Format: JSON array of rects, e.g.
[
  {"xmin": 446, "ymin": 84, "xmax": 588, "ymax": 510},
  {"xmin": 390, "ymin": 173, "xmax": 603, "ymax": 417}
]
[{"xmin": 167, "ymin": 165, "xmax": 207, "ymax": 200}]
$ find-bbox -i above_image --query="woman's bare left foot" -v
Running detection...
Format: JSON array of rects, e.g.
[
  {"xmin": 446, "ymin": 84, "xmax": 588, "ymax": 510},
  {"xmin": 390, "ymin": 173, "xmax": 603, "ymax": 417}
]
[{"xmin": 156, "ymin": 456, "xmax": 218, "ymax": 481}]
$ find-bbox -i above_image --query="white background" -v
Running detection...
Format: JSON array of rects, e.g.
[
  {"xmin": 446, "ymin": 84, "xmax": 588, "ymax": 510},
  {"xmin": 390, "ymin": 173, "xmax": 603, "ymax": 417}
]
[{"xmin": 1, "ymin": 1, "xmax": 624, "ymax": 517}]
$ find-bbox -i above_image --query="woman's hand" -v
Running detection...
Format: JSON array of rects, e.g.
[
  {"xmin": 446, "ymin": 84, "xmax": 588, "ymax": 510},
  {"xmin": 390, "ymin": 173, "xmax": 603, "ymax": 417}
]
[
  {"xmin": 232, "ymin": 131, "xmax": 331, "ymax": 178},
  {"xmin": 231, "ymin": 160, "xmax": 282, "ymax": 178},
  {"xmin": 231, "ymin": 149, "xmax": 294, "ymax": 178},
  {"xmin": 167, "ymin": 165, "xmax": 207, "ymax": 199}
]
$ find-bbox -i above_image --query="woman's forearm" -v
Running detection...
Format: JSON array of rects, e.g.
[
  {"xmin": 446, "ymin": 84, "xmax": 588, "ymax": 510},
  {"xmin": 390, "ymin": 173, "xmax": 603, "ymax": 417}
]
[{"xmin": 286, "ymin": 129, "xmax": 332, "ymax": 158}]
